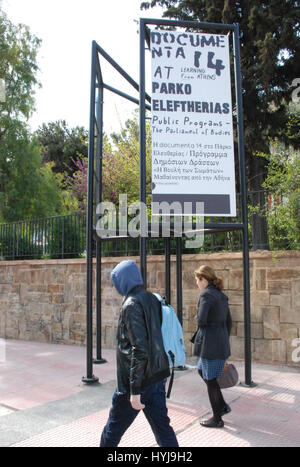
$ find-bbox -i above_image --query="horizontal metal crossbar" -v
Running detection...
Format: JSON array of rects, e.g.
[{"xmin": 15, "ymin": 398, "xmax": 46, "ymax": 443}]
[
  {"xmin": 102, "ymin": 83, "xmax": 151, "ymax": 110},
  {"xmin": 93, "ymin": 41, "xmax": 151, "ymax": 103},
  {"xmin": 140, "ymin": 17, "xmax": 236, "ymax": 31},
  {"xmin": 92, "ymin": 222, "xmax": 244, "ymax": 242}
]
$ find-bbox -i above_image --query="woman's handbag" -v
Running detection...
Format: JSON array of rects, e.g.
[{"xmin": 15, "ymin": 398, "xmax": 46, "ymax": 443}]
[
  {"xmin": 217, "ymin": 362, "xmax": 239, "ymax": 389},
  {"xmin": 190, "ymin": 330, "xmax": 198, "ymax": 344}
]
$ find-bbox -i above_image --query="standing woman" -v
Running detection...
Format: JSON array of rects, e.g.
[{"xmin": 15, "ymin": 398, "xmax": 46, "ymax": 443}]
[{"xmin": 193, "ymin": 265, "xmax": 232, "ymax": 428}]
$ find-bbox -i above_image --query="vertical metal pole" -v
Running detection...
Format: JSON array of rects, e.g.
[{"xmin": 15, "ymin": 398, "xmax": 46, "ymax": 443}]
[
  {"xmin": 61, "ymin": 216, "xmax": 65, "ymax": 259},
  {"xmin": 233, "ymin": 24, "xmax": 253, "ymax": 387},
  {"xmin": 165, "ymin": 237, "xmax": 171, "ymax": 304},
  {"xmin": 12, "ymin": 223, "xmax": 15, "ymax": 260},
  {"xmin": 95, "ymin": 236, "xmax": 106, "ymax": 364},
  {"xmin": 176, "ymin": 237, "xmax": 183, "ymax": 325},
  {"xmin": 82, "ymin": 41, "xmax": 99, "ymax": 384},
  {"xmin": 139, "ymin": 19, "xmax": 147, "ymax": 287},
  {"xmin": 94, "ymin": 83, "xmax": 106, "ymax": 365}
]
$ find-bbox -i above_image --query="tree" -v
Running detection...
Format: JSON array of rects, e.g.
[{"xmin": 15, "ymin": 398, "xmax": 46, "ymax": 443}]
[
  {"xmin": 64, "ymin": 156, "xmax": 88, "ymax": 212},
  {"xmin": 65, "ymin": 114, "xmax": 152, "ymax": 209},
  {"xmin": 141, "ymin": 0, "xmax": 300, "ymax": 249},
  {"xmin": 107, "ymin": 115, "xmax": 152, "ymax": 205},
  {"xmin": 0, "ymin": 11, "xmax": 41, "ymax": 127},
  {"xmin": 35, "ymin": 120, "xmax": 88, "ymax": 177},
  {"xmin": 0, "ymin": 11, "xmax": 68, "ymax": 221},
  {"xmin": 259, "ymin": 142, "xmax": 300, "ymax": 250},
  {"xmin": 2, "ymin": 136, "xmax": 65, "ymax": 222},
  {"xmin": 284, "ymin": 103, "xmax": 300, "ymax": 148}
]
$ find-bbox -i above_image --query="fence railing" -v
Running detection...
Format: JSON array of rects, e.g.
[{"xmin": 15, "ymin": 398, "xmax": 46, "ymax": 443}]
[
  {"xmin": 0, "ymin": 212, "xmax": 244, "ymax": 261},
  {"xmin": 0, "ymin": 213, "xmax": 86, "ymax": 260},
  {"xmin": 1, "ymin": 189, "xmax": 297, "ymax": 260}
]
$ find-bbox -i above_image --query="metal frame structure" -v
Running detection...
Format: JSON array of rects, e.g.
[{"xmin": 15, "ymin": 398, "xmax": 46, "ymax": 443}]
[{"xmin": 82, "ymin": 18, "xmax": 254, "ymax": 387}]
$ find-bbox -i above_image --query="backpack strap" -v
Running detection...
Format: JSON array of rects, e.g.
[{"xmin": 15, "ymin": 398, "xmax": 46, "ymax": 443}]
[
  {"xmin": 152, "ymin": 293, "xmax": 176, "ymax": 398},
  {"xmin": 166, "ymin": 350, "xmax": 175, "ymax": 399}
]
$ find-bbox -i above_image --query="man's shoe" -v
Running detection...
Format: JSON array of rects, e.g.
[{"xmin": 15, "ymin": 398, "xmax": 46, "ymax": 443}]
[
  {"xmin": 220, "ymin": 403, "xmax": 231, "ymax": 416},
  {"xmin": 200, "ymin": 416, "xmax": 224, "ymax": 428}
]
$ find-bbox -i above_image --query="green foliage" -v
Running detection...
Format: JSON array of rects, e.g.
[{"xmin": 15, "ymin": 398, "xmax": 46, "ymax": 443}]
[
  {"xmin": 65, "ymin": 113, "xmax": 152, "ymax": 209},
  {"xmin": 0, "ymin": 223, "xmax": 43, "ymax": 260},
  {"xmin": 258, "ymin": 142, "xmax": 300, "ymax": 250},
  {"xmin": 284, "ymin": 104, "xmax": 300, "ymax": 148},
  {"xmin": 0, "ymin": 11, "xmax": 42, "ymax": 220},
  {"xmin": 0, "ymin": 11, "xmax": 71, "ymax": 222},
  {"xmin": 0, "ymin": 11, "xmax": 41, "ymax": 122},
  {"xmin": 104, "ymin": 114, "xmax": 152, "ymax": 205},
  {"xmin": 46, "ymin": 214, "xmax": 86, "ymax": 259},
  {"xmin": 0, "ymin": 213, "xmax": 86, "ymax": 260},
  {"xmin": 1, "ymin": 131, "xmax": 67, "ymax": 222},
  {"xmin": 35, "ymin": 120, "xmax": 88, "ymax": 176}
]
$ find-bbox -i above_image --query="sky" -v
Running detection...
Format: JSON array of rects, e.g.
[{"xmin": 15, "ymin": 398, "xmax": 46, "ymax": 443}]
[{"xmin": 2, "ymin": 0, "xmax": 163, "ymax": 134}]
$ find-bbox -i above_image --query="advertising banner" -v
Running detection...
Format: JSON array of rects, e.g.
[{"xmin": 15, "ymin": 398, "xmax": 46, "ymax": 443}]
[{"xmin": 151, "ymin": 30, "xmax": 236, "ymax": 216}]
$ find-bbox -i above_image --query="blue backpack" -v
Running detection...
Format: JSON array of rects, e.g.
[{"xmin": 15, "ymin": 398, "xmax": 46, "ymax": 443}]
[{"xmin": 153, "ymin": 293, "xmax": 186, "ymax": 397}]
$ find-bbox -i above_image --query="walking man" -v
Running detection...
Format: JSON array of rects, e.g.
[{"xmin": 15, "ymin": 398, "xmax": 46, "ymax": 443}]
[{"xmin": 100, "ymin": 260, "xmax": 179, "ymax": 447}]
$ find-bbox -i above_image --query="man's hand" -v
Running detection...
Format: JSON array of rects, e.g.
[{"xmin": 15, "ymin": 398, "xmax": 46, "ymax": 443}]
[{"xmin": 130, "ymin": 394, "xmax": 145, "ymax": 411}]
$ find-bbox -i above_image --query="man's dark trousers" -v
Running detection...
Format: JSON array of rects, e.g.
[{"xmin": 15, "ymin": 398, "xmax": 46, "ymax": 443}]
[{"xmin": 100, "ymin": 381, "xmax": 179, "ymax": 447}]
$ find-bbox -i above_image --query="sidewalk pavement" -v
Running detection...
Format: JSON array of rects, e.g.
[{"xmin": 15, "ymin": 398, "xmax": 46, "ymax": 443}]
[{"xmin": 0, "ymin": 339, "xmax": 299, "ymax": 448}]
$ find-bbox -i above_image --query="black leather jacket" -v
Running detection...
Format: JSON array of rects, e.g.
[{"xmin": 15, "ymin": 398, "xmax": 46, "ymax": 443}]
[{"xmin": 116, "ymin": 285, "xmax": 170, "ymax": 395}]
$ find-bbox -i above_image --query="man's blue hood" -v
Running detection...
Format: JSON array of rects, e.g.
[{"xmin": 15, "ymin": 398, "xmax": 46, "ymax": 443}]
[{"xmin": 111, "ymin": 260, "xmax": 144, "ymax": 296}]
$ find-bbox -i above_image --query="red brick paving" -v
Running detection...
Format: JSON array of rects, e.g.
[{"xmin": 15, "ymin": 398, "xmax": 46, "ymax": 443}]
[
  {"xmin": 1, "ymin": 340, "xmax": 300, "ymax": 447},
  {"xmin": 0, "ymin": 340, "xmax": 116, "ymax": 410}
]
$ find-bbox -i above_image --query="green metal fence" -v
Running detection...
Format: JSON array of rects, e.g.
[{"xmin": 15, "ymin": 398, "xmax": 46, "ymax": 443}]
[
  {"xmin": 1, "ymin": 190, "xmax": 297, "ymax": 261},
  {"xmin": 0, "ymin": 213, "xmax": 86, "ymax": 260},
  {"xmin": 0, "ymin": 211, "xmax": 244, "ymax": 261}
]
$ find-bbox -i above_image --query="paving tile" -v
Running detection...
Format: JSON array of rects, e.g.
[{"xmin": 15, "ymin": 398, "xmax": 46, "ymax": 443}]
[
  {"xmin": 1, "ymin": 340, "xmax": 300, "ymax": 447},
  {"xmin": 11, "ymin": 401, "xmax": 204, "ymax": 447},
  {"xmin": 0, "ymin": 340, "xmax": 116, "ymax": 410}
]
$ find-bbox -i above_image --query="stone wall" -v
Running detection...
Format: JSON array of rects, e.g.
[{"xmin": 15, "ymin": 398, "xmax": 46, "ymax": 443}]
[{"xmin": 0, "ymin": 251, "xmax": 300, "ymax": 365}]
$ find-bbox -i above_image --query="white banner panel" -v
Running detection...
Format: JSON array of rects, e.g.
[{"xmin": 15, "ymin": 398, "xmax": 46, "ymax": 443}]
[{"xmin": 151, "ymin": 30, "xmax": 236, "ymax": 216}]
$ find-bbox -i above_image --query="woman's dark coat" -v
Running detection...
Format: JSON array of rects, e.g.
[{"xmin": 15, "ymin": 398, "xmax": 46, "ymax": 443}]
[{"xmin": 193, "ymin": 285, "xmax": 232, "ymax": 360}]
